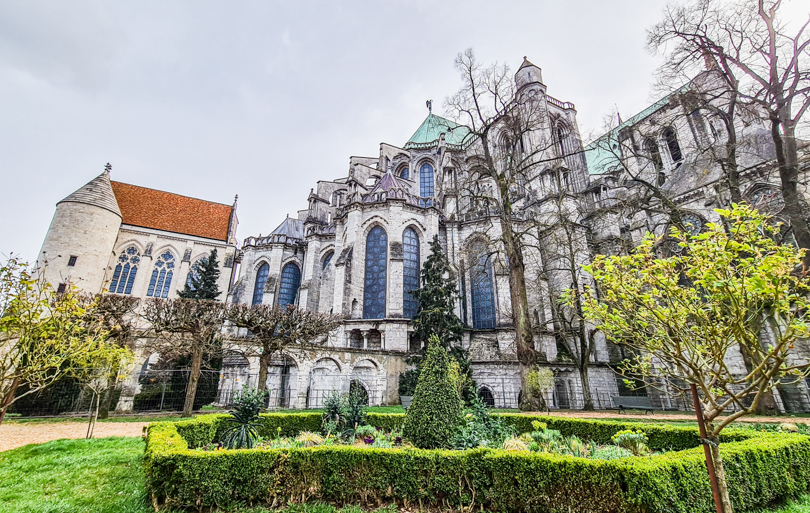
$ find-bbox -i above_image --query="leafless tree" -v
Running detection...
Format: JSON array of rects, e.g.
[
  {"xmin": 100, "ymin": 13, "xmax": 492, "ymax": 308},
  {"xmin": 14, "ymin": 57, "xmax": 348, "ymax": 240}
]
[
  {"xmin": 142, "ymin": 298, "xmax": 226, "ymax": 417},
  {"xmin": 224, "ymin": 304, "xmax": 342, "ymax": 392},
  {"xmin": 648, "ymin": 0, "xmax": 810, "ymax": 260}
]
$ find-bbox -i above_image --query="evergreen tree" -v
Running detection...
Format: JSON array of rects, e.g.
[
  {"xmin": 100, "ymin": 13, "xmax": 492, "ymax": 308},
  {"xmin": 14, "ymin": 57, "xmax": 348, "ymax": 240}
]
[
  {"xmin": 402, "ymin": 335, "xmax": 462, "ymax": 449},
  {"xmin": 410, "ymin": 236, "xmax": 463, "ymax": 347},
  {"xmin": 178, "ymin": 249, "xmax": 221, "ymax": 300}
]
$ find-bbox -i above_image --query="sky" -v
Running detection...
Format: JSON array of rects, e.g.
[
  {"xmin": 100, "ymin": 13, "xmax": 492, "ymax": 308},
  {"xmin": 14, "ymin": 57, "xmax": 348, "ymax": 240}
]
[{"xmin": 1, "ymin": 0, "xmax": 792, "ymax": 262}]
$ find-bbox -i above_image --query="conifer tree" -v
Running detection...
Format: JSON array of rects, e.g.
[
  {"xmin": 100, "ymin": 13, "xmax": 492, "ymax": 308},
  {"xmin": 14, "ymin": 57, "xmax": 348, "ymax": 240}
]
[
  {"xmin": 179, "ymin": 249, "xmax": 221, "ymax": 300},
  {"xmin": 411, "ymin": 236, "xmax": 463, "ymax": 347},
  {"xmin": 402, "ymin": 335, "xmax": 462, "ymax": 449}
]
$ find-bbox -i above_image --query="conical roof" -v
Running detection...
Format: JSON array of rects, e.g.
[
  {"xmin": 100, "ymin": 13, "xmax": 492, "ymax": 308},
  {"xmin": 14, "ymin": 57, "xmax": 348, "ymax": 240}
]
[
  {"xmin": 404, "ymin": 113, "xmax": 472, "ymax": 150},
  {"xmin": 58, "ymin": 170, "xmax": 122, "ymax": 217},
  {"xmin": 518, "ymin": 56, "xmax": 538, "ymax": 70}
]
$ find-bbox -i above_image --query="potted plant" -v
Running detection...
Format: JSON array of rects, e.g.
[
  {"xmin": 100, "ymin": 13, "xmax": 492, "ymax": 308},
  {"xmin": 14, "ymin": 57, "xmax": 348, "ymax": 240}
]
[{"xmin": 398, "ymin": 368, "xmax": 419, "ymax": 409}]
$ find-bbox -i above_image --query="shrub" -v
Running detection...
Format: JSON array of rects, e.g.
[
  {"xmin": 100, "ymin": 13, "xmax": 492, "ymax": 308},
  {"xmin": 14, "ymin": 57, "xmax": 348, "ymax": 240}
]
[
  {"xmin": 612, "ymin": 429, "xmax": 650, "ymax": 456},
  {"xmin": 221, "ymin": 386, "xmax": 267, "ymax": 449},
  {"xmin": 344, "ymin": 387, "xmax": 368, "ymax": 430},
  {"xmin": 402, "ymin": 335, "xmax": 463, "ymax": 449},
  {"xmin": 295, "ymin": 431, "xmax": 324, "ymax": 447},
  {"xmin": 454, "ymin": 394, "xmax": 514, "ymax": 449},
  {"xmin": 397, "ymin": 368, "xmax": 420, "ymax": 397},
  {"xmin": 145, "ymin": 417, "xmax": 810, "ymax": 513}
]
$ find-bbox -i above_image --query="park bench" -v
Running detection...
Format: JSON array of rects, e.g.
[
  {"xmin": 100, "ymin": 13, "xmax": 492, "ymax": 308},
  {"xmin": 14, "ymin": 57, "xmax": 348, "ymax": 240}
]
[{"xmin": 611, "ymin": 396, "xmax": 661, "ymax": 414}]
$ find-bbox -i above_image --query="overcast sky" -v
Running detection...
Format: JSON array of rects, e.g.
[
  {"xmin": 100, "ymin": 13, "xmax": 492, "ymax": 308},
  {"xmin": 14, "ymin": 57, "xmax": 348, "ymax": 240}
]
[{"xmin": 2, "ymin": 0, "xmax": 797, "ymax": 262}]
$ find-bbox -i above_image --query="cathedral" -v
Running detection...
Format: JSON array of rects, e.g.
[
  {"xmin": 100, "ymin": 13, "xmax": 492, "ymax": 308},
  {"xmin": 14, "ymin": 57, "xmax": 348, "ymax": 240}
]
[{"xmin": 37, "ymin": 57, "xmax": 810, "ymax": 413}]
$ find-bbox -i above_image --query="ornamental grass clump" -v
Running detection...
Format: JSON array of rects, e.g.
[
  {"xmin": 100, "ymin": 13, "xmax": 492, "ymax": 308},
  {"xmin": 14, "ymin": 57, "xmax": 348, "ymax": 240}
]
[
  {"xmin": 402, "ymin": 335, "xmax": 462, "ymax": 449},
  {"xmin": 222, "ymin": 385, "xmax": 268, "ymax": 449},
  {"xmin": 611, "ymin": 429, "xmax": 650, "ymax": 456}
]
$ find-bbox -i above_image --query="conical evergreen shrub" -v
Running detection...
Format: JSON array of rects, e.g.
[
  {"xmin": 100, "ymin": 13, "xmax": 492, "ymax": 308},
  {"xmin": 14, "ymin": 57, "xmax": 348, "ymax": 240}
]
[{"xmin": 402, "ymin": 335, "xmax": 462, "ymax": 449}]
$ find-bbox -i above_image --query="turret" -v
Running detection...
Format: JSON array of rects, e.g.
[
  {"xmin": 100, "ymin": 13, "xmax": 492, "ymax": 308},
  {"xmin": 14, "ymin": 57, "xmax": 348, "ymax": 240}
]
[
  {"xmin": 37, "ymin": 165, "xmax": 123, "ymax": 293},
  {"xmin": 515, "ymin": 56, "xmax": 545, "ymax": 91}
]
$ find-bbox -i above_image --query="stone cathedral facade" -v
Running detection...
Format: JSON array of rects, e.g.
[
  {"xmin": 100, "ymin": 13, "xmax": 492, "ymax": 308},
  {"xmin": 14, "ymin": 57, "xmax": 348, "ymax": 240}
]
[{"xmin": 38, "ymin": 57, "xmax": 810, "ymax": 413}]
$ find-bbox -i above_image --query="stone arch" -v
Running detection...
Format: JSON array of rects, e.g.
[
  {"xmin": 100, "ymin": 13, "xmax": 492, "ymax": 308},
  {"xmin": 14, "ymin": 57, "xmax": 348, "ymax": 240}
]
[
  {"xmin": 360, "ymin": 216, "xmax": 390, "ymax": 236},
  {"xmin": 115, "ymin": 239, "xmax": 146, "ymax": 255},
  {"xmin": 477, "ymin": 385, "xmax": 496, "ymax": 407},
  {"xmin": 307, "ymin": 357, "xmax": 343, "ymax": 408},
  {"xmin": 265, "ymin": 353, "xmax": 299, "ymax": 408}
]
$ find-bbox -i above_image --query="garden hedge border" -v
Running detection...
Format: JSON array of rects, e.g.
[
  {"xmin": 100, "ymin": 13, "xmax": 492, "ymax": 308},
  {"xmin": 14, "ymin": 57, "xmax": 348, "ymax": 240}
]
[{"xmin": 145, "ymin": 413, "xmax": 810, "ymax": 512}]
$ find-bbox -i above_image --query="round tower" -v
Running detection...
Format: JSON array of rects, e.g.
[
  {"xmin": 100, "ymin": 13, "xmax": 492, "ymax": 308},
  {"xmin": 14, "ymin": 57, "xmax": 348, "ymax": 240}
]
[{"xmin": 37, "ymin": 165, "xmax": 123, "ymax": 293}]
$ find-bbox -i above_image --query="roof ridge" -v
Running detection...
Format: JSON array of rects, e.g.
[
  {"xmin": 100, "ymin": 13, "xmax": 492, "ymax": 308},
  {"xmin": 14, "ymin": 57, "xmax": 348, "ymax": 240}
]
[{"xmin": 110, "ymin": 180, "xmax": 233, "ymax": 207}]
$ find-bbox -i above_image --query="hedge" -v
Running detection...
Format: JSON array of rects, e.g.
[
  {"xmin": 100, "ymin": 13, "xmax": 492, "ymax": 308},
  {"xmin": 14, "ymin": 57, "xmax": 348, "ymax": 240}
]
[{"xmin": 145, "ymin": 414, "xmax": 810, "ymax": 512}]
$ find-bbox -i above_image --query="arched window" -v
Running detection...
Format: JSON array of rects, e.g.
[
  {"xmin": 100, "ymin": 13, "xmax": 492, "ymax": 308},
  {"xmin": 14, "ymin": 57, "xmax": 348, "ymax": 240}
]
[
  {"xmin": 644, "ymin": 138, "xmax": 663, "ymax": 171},
  {"xmin": 419, "ymin": 163, "xmax": 434, "ymax": 207},
  {"xmin": 663, "ymin": 127, "xmax": 683, "ymax": 164},
  {"xmin": 557, "ymin": 126, "xmax": 567, "ymax": 158},
  {"xmin": 146, "ymin": 251, "xmax": 176, "ymax": 298},
  {"xmin": 278, "ymin": 263, "xmax": 301, "ymax": 307},
  {"xmin": 478, "ymin": 387, "xmax": 495, "ymax": 407},
  {"xmin": 470, "ymin": 242, "xmax": 496, "ymax": 329},
  {"xmin": 403, "ymin": 228, "xmax": 420, "ymax": 318},
  {"xmin": 322, "ymin": 251, "xmax": 334, "ymax": 270},
  {"xmin": 399, "ymin": 166, "xmax": 409, "ymax": 180},
  {"xmin": 185, "ymin": 255, "xmax": 208, "ymax": 290},
  {"xmin": 252, "ymin": 263, "xmax": 270, "ymax": 305},
  {"xmin": 363, "ymin": 226, "xmax": 387, "ymax": 319},
  {"xmin": 110, "ymin": 246, "xmax": 140, "ymax": 295}
]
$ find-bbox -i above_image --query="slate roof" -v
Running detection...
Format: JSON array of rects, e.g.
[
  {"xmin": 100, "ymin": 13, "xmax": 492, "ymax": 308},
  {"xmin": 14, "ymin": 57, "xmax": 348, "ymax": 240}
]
[
  {"xmin": 270, "ymin": 216, "xmax": 305, "ymax": 240},
  {"xmin": 58, "ymin": 171, "xmax": 122, "ymax": 217},
  {"xmin": 110, "ymin": 181, "xmax": 234, "ymax": 241},
  {"xmin": 362, "ymin": 170, "xmax": 421, "ymax": 206},
  {"xmin": 405, "ymin": 113, "xmax": 473, "ymax": 150}
]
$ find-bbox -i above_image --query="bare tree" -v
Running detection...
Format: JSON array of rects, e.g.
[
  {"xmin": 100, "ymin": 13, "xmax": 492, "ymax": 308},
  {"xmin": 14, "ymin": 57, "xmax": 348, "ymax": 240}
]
[
  {"xmin": 446, "ymin": 49, "xmax": 583, "ymax": 410},
  {"xmin": 648, "ymin": 0, "xmax": 810, "ymax": 259},
  {"xmin": 142, "ymin": 298, "xmax": 226, "ymax": 417},
  {"xmin": 224, "ymin": 304, "xmax": 342, "ymax": 392}
]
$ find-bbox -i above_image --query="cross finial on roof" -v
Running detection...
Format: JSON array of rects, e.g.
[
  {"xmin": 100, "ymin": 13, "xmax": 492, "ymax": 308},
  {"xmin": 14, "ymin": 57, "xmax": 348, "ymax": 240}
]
[
  {"xmin": 104, "ymin": 162, "xmax": 112, "ymax": 175},
  {"xmin": 233, "ymin": 194, "xmax": 238, "ymax": 206},
  {"xmin": 426, "ymin": 99, "xmax": 432, "ymax": 113}
]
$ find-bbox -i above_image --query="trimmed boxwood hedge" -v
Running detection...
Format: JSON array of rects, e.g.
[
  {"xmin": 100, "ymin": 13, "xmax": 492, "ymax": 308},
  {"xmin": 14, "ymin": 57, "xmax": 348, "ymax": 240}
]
[{"xmin": 146, "ymin": 413, "xmax": 810, "ymax": 512}]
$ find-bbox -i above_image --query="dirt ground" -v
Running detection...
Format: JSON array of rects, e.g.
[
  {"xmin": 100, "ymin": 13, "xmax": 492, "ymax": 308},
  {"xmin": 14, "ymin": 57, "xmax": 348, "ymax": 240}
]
[
  {"xmin": 0, "ymin": 421, "xmax": 149, "ymax": 452},
  {"xmin": 1, "ymin": 410, "xmax": 807, "ymax": 453}
]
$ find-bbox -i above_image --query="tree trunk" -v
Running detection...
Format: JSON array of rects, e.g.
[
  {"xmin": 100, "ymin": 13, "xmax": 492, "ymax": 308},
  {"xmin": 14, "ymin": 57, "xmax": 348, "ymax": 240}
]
[
  {"xmin": 182, "ymin": 344, "xmax": 204, "ymax": 417},
  {"xmin": 771, "ymin": 117, "xmax": 810, "ymax": 263},
  {"xmin": 257, "ymin": 351, "xmax": 271, "ymax": 393},
  {"xmin": 710, "ymin": 434, "xmax": 734, "ymax": 513},
  {"xmin": 579, "ymin": 364, "xmax": 594, "ymax": 410},
  {"xmin": 0, "ymin": 376, "xmax": 21, "ymax": 426},
  {"xmin": 97, "ymin": 373, "xmax": 120, "ymax": 420}
]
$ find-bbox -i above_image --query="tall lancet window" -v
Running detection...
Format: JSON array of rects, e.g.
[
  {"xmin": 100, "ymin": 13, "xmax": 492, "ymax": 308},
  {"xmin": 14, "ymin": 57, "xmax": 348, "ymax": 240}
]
[
  {"xmin": 663, "ymin": 127, "xmax": 683, "ymax": 164},
  {"xmin": 470, "ymin": 242, "xmax": 496, "ymax": 329},
  {"xmin": 278, "ymin": 262, "xmax": 301, "ymax": 308},
  {"xmin": 363, "ymin": 226, "xmax": 388, "ymax": 319},
  {"xmin": 402, "ymin": 227, "xmax": 420, "ymax": 318},
  {"xmin": 146, "ymin": 251, "xmax": 175, "ymax": 298},
  {"xmin": 419, "ymin": 163, "xmax": 434, "ymax": 207},
  {"xmin": 110, "ymin": 246, "xmax": 140, "ymax": 295},
  {"xmin": 252, "ymin": 263, "xmax": 270, "ymax": 305}
]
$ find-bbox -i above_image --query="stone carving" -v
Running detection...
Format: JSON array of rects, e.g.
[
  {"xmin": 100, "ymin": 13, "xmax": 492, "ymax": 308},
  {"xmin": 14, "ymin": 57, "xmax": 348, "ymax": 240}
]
[
  {"xmin": 183, "ymin": 248, "xmax": 192, "ymax": 262},
  {"xmin": 389, "ymin": 241, "xmax": 404, "ymax": 260},
  {"xmin": 144, "ymin": 242, "xmax": 153, "ymax": 257}
]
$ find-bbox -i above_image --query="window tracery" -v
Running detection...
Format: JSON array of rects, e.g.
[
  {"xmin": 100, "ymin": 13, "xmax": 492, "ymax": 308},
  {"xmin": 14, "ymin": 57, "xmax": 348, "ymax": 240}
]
[
  {"xmin": 146, "ymin": 250, "xmax": 176, "ymax": 298},
  {"xmin": 278, "ymin": 263, "xmax": 301, "ymax": 308},
  {"xmin": 252, "ymin": 263, "xmax": 270, "ymax": 305},
  {"xmin": 470, "ymin": 242, "xmax": 496, "ymax": 329},
  {"xmin": 419, "ymin": 163, "xmax": 434, "ymax": 207},
  {"xmin": 110, "ymin": 246, "xmax": 140, "ymax": 295},
  {"xmin": 403, "ymin": 228, "xmax": 420, "ymax": 318},
  {"xmin": 363, "ymin": 226, "xmax": 387, "ymax": 319}
]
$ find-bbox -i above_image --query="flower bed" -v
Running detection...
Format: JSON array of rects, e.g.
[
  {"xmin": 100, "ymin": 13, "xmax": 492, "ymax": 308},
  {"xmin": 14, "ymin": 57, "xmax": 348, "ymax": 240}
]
[{"xmin": 144, "ymin": 413, "xmax": 810, "ymax": 512}]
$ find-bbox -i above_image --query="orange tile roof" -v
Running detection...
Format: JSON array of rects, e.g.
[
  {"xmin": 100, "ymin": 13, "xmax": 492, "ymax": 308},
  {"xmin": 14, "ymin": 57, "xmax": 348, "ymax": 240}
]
[{"xmin": 110, "ymin": 181, "xmax": 233, "ymax": 242}]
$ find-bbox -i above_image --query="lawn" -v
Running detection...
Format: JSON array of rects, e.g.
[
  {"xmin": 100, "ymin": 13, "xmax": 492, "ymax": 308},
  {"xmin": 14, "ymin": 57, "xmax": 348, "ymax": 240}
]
[{"xmin": 1, "ymin": 436, "xmax": 808, "ymax": 513}]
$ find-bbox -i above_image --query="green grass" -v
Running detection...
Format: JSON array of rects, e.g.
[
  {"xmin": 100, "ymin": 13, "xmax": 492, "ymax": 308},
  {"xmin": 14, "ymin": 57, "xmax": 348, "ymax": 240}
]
[{"xmin": 1, "ymin": 436, "xmax": 807, "ymax": 513}]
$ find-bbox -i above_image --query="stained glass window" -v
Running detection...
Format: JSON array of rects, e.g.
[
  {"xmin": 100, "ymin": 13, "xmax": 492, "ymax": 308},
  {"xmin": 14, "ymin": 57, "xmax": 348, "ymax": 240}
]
[
  {"xmin": 147, "ymin": 251, "xmax": 175, "ymax": 298},
  {"xmin": 363, "ymin": 226, "xmax": 387, "ymax": 319},
  {"xmin": 109, "ymin": 246, "xmax": 140, "ymax": 295},
  {"xmin": 663, "ymin": 128, "xmax": 683, "ymax": 163},
  {"xmin": 470, "ymin": 243, "xmax": 496, "ymax": 329},
  {"xmin": 400, "ymin": 167, "xmax": 409, "ymax": 180},
  {"xmin": 681, "ymin": 213, "xmax": 705, "ymax": 236},
  {"xmin": 278, "ymin": 263, "xmax": 301, "ymax": 308},
  {"xmin": 644, "ymin": 138, "xmax": 663, "ymax": 171},
  {"xmin": 419, "ymin": 163, "xmax": 434, "ymax": 207},
  {"xmin": 403, "ymin": 227, "xmax": 420, "ymax": 318},
  {"xmin": 322, "ymin": 252, "xmax": 334, "ymax": 270},
  {"xmin": 252, "ymin": 263, "xmax": 270, "ymax": 305}
]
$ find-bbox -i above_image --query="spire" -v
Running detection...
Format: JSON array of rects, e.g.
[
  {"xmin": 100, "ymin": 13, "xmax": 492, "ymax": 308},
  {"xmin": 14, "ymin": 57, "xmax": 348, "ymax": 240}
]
[{"xmin": 58, "ymin": 166, "xmax": 122, "ymax": 218}]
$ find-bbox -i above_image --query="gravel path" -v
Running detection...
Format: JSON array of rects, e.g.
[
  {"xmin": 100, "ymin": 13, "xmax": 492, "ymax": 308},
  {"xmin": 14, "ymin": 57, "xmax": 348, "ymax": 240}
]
[{"xmin": 0, "ymin": 421, "xmax": 149, "ymax": 452}]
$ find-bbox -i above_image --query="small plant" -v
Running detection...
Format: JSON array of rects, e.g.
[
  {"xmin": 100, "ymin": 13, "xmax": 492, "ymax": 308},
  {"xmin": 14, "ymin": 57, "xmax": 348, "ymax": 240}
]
[
  {"xmin": 354, "ymin": 424, "xmax": 378, "ymax": 441},
  {"xmin": 295, "ymin": 431, "xmax": 325, "ymax": 447},
  {"xmin": 321, "ymin": 391, "xmax": 345, "ymax": 432},
  {"xmin": 611, "ymin": 429, "xmax": 649, "ymax": 456},
  {"xmin": 502, "ymin": 437, "xmax": 530, "ymax": 451},
  {"xmin": 453, "ymin": 393, "xmax": 514, "ymax": 449},
  {"xmin": 531, "ymin": 420, "xmax": 547, "ymax": 432},
  {"xmin": 778, "ymin": 423, "xmax": 800, "ymax": 433},
  {"xmin": 222, "ymin": 385, "xmax": 269, "ymax": 449},
  {"xmin": 344, "ymin": 386, "xmax": 368, "ymax": 429},
  {"xmin": 591, "ymin": 445, "xmax": 634, "ymax": 460}
]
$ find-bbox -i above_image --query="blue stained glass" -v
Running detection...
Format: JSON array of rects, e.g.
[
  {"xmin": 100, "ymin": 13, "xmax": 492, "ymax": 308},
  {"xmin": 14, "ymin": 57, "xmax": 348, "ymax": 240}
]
[
  {"xmin": 110, "ymin": 246, "xmax": 140, "ymax": 294},
  {"xmin": 471, "ymin": 244, "xmax": 496, "ymax": 329},
  {"xmin": 278, "ymin": 263, "xmax": 301, "ymax": 308},
  {"xmin": 322, "ymin": 252, "xmax": 333, "ymax": 270},
  {"xmin": 400, "ymin": 167, "xmax": 409, "ymax": 180},
  {"xmin": 363, "ymin": 226, "xmax": 387, "ymax": 319},
  {"xmin": 403, "ymin": 228, "xmax": 420, "ymax": 318},
  {"xmin": 147, "ymin": 251, "xmax": 175, "ymax": 297},
  {"xmin": 420, "ymin": 163, "xmax": 434, "ymax": 207},
  {"xmin": 252, "ymin": 263, "xmax": 270, "ymax": 305}
]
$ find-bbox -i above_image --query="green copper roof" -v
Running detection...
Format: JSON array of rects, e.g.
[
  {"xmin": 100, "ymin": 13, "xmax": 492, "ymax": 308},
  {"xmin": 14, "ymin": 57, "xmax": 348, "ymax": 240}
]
[{"xmin": 404, "ymin": 114, "xmax": 473, "ymax": 150}]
